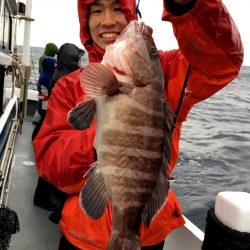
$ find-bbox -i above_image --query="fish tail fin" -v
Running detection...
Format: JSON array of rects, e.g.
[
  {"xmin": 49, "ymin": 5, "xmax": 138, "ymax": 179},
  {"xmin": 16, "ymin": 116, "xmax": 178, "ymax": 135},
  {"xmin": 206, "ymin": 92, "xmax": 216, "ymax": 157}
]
[
  {"xmin": 80, "ymin": 63, "xmax": 120, "ymax": 97},
  {"xmin": 107, "ymin": 233, "xmax": 140, "ymax": 250}
]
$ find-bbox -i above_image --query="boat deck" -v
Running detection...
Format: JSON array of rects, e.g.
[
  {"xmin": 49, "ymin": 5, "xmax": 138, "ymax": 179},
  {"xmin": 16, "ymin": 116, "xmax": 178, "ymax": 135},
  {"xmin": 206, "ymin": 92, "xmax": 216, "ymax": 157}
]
[
  {"xmin": 6, "ymin": 102, "xmax": 203, "ymax": 250},
  {"xmin": 7, "ymin": 103, "xmax": 60, "ymax": 250}
]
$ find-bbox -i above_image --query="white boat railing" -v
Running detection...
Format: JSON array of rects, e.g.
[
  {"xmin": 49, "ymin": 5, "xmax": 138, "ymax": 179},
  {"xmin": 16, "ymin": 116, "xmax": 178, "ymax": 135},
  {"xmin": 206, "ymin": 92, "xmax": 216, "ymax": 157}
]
[
  {"xmin": 0, "ymin": 95, "xmax": 17, "ymax": 133},
  {"xmin": 5, "ymin": 86, "xmax": 38, "ymax": 101},
  {"xmin": 164, "ymin": 215, "xmax": 204, "ymax": 250},
  {"xmin": 0, "ymin": 96, "xmax": 19, "ymax": 206}
]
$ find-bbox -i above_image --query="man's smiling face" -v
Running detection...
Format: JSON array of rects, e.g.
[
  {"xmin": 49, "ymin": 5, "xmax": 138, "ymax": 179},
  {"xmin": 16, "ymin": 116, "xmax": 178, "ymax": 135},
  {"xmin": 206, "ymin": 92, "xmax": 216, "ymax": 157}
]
[{"xmin": 88, "ymin": 0, "xmax": 128, "ymax": 50}]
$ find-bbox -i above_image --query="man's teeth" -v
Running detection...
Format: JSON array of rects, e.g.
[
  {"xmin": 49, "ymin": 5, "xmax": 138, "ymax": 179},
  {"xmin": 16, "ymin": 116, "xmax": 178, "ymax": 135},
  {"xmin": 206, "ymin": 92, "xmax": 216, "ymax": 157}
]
[{"xmin": 102, "ymin": 33, "xmax": 117, "ymax": 38}]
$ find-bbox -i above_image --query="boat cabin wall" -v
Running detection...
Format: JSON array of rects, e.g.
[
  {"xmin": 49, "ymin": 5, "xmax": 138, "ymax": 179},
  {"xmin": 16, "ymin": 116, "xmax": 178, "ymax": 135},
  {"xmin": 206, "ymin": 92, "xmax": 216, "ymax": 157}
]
[
  {"xmin": 0, "ymin": 0, "xmax": 17, "ymax": 53},
  {"xmin": 0, "ymin": 0, "xmax": 17, "ymax": 115}
]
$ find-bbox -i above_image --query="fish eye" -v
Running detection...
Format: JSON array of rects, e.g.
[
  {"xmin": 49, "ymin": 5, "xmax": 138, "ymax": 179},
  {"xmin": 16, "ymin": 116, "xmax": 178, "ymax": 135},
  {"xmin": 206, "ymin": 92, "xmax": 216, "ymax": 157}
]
[{"xmin": 150, "ymin": 47, "xmax": 158, "ymax": 56}]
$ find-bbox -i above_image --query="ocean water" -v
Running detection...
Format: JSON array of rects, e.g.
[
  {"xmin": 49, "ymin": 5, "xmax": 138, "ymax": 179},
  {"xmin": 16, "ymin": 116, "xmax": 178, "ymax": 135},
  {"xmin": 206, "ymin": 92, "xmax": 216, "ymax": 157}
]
[
  {"xmin": 171, "ymin": 65, "xmax": 250, "ymax": 231},
  {"xmin": 24, "ymin": 47, "xmax": 250, "ymax": 231}
]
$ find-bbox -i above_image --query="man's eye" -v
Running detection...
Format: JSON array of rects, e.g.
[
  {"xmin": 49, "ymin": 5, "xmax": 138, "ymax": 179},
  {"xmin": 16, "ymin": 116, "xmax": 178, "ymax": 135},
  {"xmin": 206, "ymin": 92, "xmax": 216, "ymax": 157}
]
[
  {"xmin": 90, "ymin": 9, "xmax": 102, "ymax": 14},
  {"xmin": 113, "ymin": 7, "xmax": 122, "ymax": 12}
]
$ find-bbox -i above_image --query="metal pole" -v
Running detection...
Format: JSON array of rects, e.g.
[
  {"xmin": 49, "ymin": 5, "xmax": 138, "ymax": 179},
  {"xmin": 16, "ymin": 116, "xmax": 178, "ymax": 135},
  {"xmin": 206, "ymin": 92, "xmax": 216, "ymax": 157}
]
[
  {"xmin": 0, "ymin": 65, "xmax": 5, "ymax": 115},
  {"xmin": 19, "ymin": 0, "xmax": 33, "ymax": 132},
  {"xmin": 23, "ymin": 0, "xmax": 32, "ymax": 67}
]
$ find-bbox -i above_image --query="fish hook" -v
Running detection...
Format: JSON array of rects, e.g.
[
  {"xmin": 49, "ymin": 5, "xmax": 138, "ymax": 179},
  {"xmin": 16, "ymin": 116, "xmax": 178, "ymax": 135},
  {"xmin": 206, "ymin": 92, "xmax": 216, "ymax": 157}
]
[{"xmin": 140, "ymin": 22, "xmax": 145, "ymax": 34}]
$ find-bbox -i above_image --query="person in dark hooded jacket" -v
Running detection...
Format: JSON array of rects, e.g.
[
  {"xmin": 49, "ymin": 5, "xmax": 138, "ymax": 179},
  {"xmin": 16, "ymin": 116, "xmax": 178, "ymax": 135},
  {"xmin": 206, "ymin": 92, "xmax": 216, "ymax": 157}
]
[
  {"xmin": 33, "ymin": 43, "xmax": 85, "ymax": 213},
  {"xmin": 48, "ymin": 43, "xmax": 85, "ymax": 96}
]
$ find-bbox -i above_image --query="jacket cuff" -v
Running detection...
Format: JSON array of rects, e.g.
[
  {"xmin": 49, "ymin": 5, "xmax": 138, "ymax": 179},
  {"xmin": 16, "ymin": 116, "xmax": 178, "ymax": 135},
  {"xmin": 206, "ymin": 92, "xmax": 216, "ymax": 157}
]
[{"xmin": 165, "ymin": 0, "xmax": 196, "ymax": 16}]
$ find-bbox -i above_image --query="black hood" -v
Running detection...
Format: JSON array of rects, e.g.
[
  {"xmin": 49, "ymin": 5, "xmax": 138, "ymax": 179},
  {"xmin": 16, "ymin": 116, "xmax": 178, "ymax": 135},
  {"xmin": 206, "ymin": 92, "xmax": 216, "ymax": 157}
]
[{"xmin": 56, "ymin": 43, "xmax": 85, "ymax": 73}]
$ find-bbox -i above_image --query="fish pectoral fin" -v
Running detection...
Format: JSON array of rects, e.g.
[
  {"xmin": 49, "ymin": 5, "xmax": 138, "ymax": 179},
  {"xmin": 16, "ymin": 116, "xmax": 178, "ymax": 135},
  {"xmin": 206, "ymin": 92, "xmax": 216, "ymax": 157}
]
[
  {"xmin": 83, "ymin": 161, "xmax": 98, "ymax": 178},
  {"xmin": 141, "ymin": 101, "xmax": 175, "ymax": 228},
  {"xmin": 80, "ymin": 62, "xmax": 120, "ymax": 97},
  {"xmin": 79, "ymin": 165, "xmax": 109, "ymax": 219},
  {"xmin": 141, "ymin": 166, "xmax": 170, "ymax": 228},
  {"xmin": 68, "ymin": 98, "xmax": 96, "ymax": 130}
]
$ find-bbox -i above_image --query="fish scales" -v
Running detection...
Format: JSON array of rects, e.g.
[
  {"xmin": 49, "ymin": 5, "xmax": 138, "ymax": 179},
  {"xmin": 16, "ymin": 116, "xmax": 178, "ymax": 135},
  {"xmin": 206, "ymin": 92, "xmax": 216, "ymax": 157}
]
[
  {"xmin": 68, "ymin": 21, "xmax": 174, "ymax": 250},
  {"xmin": 95, "ymin": 96, "xmax": 164, "ymax": 138},
  {"xmin": 115, "ymin": 106, "xmax": 163, "ymax": 129},
  {"xmin": 97, "ymin": 94, "xmax": 163, "ymax": 201},
  {"xmin": 100, "ymin": 152, "xmax": 161, "ymax": 173},
  {"xmin": 100, "ymin": 145, "xmax": 162, "ymax": 159},
  {"xmin": 101, "ymin": 129, "xmax": 162, "ymax": 151}
]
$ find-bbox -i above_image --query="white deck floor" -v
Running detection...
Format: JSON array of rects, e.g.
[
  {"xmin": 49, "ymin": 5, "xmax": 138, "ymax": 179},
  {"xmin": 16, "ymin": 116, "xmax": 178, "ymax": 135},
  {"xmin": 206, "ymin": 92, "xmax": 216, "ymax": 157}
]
[{"xmin": 7, "ymin": 106, "xmax": 61, "ymax": 250}]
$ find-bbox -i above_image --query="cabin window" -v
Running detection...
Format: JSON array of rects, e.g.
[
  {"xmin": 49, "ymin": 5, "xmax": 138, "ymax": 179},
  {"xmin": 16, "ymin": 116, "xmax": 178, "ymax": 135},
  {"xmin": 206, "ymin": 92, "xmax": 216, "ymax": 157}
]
[{"xmin": 0, "ymin": 2, "xmax": 12, "ymax": 52}]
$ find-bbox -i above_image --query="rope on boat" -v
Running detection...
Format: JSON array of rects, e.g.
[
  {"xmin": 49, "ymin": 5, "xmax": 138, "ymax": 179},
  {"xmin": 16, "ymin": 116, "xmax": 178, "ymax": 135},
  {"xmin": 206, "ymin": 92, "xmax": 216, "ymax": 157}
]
[
  {"xmin": 6, "ymin": 52, "xmax": 31, "ymax": 134},
  {"xmin": 6, "ymin": 53, "xmax": 25, "ymax": 93},
  {"xmin": 5, "ymin": 10, "xmax": 34, "ymax": 134}
]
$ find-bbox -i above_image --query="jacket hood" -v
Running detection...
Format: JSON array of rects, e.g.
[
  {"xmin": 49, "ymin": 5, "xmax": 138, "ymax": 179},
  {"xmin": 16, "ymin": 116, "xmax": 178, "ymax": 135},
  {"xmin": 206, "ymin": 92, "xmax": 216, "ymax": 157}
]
[
  {"xmin": 43, "ymin": 43, "xmax": 59, "ymax": 57},
  {"xmin": 77, "ymin": 0, "xmax": 137, "ymax": 62},
  {"xmin": 57, "ymin": 43, "xmax": 85, "ymax": 73}
]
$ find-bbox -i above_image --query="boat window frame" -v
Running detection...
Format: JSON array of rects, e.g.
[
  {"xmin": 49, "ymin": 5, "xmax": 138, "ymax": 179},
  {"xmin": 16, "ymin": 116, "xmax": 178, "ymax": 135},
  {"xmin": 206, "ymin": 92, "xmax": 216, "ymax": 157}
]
[{"xmin": 0, "ymin": 0, "xmax": 16, "ymax": 53}]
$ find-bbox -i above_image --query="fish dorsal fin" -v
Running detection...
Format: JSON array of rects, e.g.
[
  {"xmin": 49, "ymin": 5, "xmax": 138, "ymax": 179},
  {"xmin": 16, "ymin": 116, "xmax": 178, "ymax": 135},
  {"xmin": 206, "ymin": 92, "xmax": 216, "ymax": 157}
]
[
  {"xmin": 142, "ymin": 100, "xmax": 175, "ymax": 227},
  {"xmin": 68, "ymin": 98, "xmax": 96, "ymax": 130},
  {"xmin": 80, "ymin": 62, "xmax": 120, "ymax": 97},
  {"xmin": 79, "ymin": 163, "xmax": 109, "ymax": 219}
]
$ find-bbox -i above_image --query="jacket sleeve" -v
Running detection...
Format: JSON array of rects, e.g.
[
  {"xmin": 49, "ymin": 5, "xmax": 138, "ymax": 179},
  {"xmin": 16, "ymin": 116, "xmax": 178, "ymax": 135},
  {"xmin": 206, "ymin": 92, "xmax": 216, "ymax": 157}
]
[
  {"xmin": 161, "ymin": 0, "xmax": 243, "ymax": 118},
  {"xmin": 160, "ymin": 0, "xmax": 243, "ymax": 174},
  {"xmin": 33, "ymin": 70, "xmax": 96, "ymax": 194}
]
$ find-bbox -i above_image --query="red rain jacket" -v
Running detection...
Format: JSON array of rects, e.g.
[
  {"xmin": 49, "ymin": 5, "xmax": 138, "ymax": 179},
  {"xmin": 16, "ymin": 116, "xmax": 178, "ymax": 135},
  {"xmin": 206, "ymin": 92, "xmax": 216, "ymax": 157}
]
[{"xmin": 33, "ymin": 0, "xmax": 243, "ymax": 249}]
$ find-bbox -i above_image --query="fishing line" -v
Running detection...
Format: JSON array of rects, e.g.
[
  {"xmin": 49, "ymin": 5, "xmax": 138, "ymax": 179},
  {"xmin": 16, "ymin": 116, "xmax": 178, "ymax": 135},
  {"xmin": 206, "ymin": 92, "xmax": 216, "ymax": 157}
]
[
  {"xmin": 169, "ymin": 176, "xmax": 202, "ymax": 184},
  {"xmin": 136, "ymin": 0, "xmax": 142, "ymax": 19}
]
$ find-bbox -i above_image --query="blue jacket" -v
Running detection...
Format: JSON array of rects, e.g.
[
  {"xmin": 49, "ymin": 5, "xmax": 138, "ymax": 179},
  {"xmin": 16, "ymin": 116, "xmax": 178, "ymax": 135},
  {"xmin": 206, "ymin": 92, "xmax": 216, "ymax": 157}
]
[{"xmin": 37, "ymin": 57, "xmax": 56, "ymax": 114}]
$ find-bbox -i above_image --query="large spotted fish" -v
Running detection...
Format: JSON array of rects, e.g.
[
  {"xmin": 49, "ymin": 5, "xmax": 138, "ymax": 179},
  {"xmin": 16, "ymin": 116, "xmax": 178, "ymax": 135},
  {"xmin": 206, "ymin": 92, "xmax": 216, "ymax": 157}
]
[{"xmin": 68, "ymin": 20, "xmax": 175, "ymax": 250}]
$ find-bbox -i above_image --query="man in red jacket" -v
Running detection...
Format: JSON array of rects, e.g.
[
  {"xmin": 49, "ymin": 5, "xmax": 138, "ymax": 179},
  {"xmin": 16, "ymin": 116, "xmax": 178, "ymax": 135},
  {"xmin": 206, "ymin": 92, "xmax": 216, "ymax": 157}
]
[{"xmin": 33, "ymin": 0, "xmax": 243, "ymax": 249}]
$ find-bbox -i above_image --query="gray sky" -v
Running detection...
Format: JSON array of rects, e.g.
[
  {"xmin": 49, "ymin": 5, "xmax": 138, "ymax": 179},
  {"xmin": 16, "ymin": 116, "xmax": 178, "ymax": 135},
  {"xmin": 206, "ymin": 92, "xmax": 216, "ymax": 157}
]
[{"xmin": 17, "ymin": 0, "xmax": 249, "ymax": 65}]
